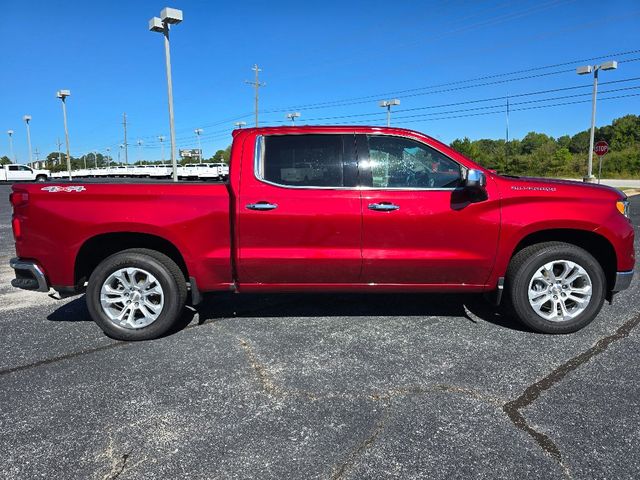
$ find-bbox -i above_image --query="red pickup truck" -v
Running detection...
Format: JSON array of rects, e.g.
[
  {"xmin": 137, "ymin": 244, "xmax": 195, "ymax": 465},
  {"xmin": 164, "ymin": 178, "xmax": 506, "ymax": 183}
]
[{"xmin": 9, "ymin": 126, "xmax": 634, "ymax": 340}]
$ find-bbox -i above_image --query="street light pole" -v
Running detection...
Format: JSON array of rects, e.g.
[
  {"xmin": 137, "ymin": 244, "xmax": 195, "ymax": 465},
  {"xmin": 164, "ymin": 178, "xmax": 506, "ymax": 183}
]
[
  {"xmin": 137, "ymin": 139, "xmax": 143, "ymax": 163},
  {"xmin": 234, "ymin": 121, "xmax": 246, "ymax": 129},
  {"xmin": 7, "ymin": 130, "xmax": 15, "ymax": 162},
  {"xmin": 158, "ymin": 135, "xmax": 165, "ymax": 162},
  {"xmin": 106, "ymin": 147, "xmax": 111, "ymax": 167},
  {"xmin": 286, "ymin": 112, "xmax": 301, "ymax": 125},
  {"xmin": 56, "ymin": 90, "xmax": 72, "ymax": 180},
  {"xmin": 57, "ymin": 138, "xmax": 62, "ymax": 166},
  {"xmin": 149, "ymin": 8, "xmax": 183, "ymax": 182},
  {"xmin": 576, "ymin": 60, "xmax": 618, "ymax": 182},
  {"xmin": 379, "ymin": 99, "xmax": 400, "ymax": 127},
  {"xmin": 194, "ymin": 128, "xmax": 203, "ymax": 161},
  {"xmin": 23, "ymin": 115, "xmax": 32, "ymax": 165}
]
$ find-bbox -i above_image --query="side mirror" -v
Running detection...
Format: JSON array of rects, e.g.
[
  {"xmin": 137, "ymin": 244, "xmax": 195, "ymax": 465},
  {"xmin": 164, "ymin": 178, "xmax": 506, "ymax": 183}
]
[{"xmin": 465, "ymin": 169, "xmax": 486, "ymax": 190}]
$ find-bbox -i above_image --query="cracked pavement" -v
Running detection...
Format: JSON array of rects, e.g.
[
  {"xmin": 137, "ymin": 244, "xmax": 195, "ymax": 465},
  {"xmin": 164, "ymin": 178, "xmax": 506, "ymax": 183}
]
[{"xmin": 0, "ymin": 184, "xmax": 638, "ymax": 479}]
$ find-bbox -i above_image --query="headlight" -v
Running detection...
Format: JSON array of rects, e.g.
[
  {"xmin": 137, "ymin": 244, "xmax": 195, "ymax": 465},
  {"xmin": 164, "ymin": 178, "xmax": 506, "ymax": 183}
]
[{"xmin": 616, "ymin": 200, "xmax": 630, "ymax": 219}]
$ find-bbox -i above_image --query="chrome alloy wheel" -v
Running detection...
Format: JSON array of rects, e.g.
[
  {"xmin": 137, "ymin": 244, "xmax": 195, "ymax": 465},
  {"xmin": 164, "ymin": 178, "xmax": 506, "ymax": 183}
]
[
  {"xmin": 100, "ymin": 267, "xmax": 165, "ymax": 329},
  {"xmin": 527, "ymin": 259, "xmax": 593, "ymax": 322}
]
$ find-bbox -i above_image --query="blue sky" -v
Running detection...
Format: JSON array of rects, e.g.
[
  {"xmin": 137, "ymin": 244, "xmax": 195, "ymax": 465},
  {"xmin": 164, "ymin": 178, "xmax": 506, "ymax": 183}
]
[{"xmin": 1, "ymin": 0, "xmax": 639, "ymax": 162}]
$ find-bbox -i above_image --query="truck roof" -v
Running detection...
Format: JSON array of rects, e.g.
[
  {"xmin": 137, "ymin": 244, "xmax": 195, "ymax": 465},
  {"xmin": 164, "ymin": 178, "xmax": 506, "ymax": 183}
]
[{"xmin": 230, "ymin": 125, "xmax": 444, "ymax": 148}]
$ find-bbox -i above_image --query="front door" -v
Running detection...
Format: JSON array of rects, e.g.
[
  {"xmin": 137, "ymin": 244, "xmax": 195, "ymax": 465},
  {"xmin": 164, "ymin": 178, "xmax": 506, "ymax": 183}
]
[
  {"xmin": 237, "ymin": 133, "xmax": 362, "ymax": 285},
  {"xmin": 358, "ymin": 134, "xmax": 500, "ymax": 286}
]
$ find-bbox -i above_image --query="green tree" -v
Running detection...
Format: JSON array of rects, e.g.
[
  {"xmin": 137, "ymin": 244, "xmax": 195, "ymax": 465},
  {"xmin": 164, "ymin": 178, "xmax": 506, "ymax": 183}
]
[{"xmin": 0, "ymin": 155, "xmax": 11, "ymax": 165}]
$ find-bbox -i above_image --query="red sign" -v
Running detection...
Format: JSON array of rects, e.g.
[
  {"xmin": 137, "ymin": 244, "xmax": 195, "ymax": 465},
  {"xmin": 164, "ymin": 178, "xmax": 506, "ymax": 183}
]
[{"xmin": 594, "ymin": 141, "xmax": 609, "ymax": 156}]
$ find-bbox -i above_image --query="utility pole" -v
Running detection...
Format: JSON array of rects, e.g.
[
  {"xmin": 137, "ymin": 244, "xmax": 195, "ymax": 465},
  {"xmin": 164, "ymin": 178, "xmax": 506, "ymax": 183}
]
[
  {"xmin": 34, "ymin": 147, "xmax": 40, "ymax": 168},
  {"xmin": 137, "ymin": 139, "xmax": 143, "ymax": 163},
  {"xmin": 57, "ymin": 138, "xmax": 62, "ymax": 166},
  {"xmin": 245, "ymin": 64, "xmax": 266, "ymax": 127},
  {"xmin": 106, "ymin": 147, "xmax": 111, "ymax": 167},
  {"xmin": 7, "ymin": 130, "xmax": 15, "ymax": 162},
  {"xmin": 23, "ymin": 115, "xmax": 33, "ymax": 164},
  {"xmin": 94, "ymin": 150, "xmax": 98, "ymax": 168},
  {"xmin": 122, "ymin": 112, "xmax": 129, "ymax": 165}
]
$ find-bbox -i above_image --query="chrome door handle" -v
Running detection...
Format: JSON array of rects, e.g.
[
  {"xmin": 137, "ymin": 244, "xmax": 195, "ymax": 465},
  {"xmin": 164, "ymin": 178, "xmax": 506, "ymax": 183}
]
[
  {"xmin": 246, "ymin": 202, "xmax": 278, "ymax": 211},
  {"xmin": 368, "ymin": 202, "xmax": 400, "ymax": 211}
]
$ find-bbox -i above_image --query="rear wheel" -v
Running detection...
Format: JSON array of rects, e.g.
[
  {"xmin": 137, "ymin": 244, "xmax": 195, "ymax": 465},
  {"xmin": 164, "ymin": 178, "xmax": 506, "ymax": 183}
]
[
  {"xmin": 35, "ymin": 175, "xmax": 47, "ymax": 182},
  {"xmin": 505, "ymin": 242, "xmax": 606, "ymax": 334},
  {"xmin": 86, "ymin": 248, "xmax": 187, "ymax": 341}
]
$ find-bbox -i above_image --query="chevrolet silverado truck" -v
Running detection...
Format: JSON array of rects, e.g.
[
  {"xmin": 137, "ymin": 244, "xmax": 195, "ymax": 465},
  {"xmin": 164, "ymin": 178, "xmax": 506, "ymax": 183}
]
[{"xmin": 9, "ymin": 126, "xmax": 635, "ymax": 340}]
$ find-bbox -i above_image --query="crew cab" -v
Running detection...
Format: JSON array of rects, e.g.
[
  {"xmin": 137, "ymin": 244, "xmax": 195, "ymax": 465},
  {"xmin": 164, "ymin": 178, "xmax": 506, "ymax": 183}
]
[
  {"xmin": 9, "ymin": 126, "xmax": 635, "ymax": 340},
  {"xmin": 1, "ymin": 164, "xmax": 49, "ymax": 182}
]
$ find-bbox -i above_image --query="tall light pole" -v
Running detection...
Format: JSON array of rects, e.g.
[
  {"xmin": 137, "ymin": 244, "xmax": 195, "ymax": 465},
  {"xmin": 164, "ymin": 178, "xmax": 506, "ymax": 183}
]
[
  {"xmin": 379, "ymin": 99, "xmax": 400, "ymax": 127},
  {"xmin": 56, "ymin": 138, "xmax": 62, "ymax": 166},
  {"xmin": 56, "ymin": 90, "xmax": 72, "ymax": 180},
  {"xmin": 245, "ymin": 64, "xmax": 266, "ymax": 127},
  {"xmin": 7, "ymin": 130, "xmax": 15, "ymax": 162},
  {"xmin": 23, "ymin": 115, "xmax": 32, "ymax": 165},
  {"xmin": 286, "ymin": 112, "xmax": 301, "ymax": 125},
  {"xmin": 137, "ymin": 139, "xmax": 143, "ymax": 163},
  {"xmin": 234, "ymin": 121, "xmax": 246, "ymax": 129},
  {"xmin": 149, "ymin": 7, "xmax": 183, "ymax": 182},
  {"xmin": 194, "ymin": 128, "xmax": 203, "ymax": 161},
  {"xmin": 158, "ymin": 135, "xmax": 165, "ymax": 162},
  {"xmin": 576, "ymin": 60, "xmax": 618, "ymax": 182},
  {"xmin": 119, "ymin": 144, "xmax": 124, "ymax": 164},
  {"xmin": 106, "ymin": 147, "xmax": 111, "ymax": 167}
]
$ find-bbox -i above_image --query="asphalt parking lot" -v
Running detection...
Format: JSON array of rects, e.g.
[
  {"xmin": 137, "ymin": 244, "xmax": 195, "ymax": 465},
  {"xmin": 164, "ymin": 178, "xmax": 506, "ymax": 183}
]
[{"xmin": 0, "ymin": 183, "xmax": 638, "ymax": 479}]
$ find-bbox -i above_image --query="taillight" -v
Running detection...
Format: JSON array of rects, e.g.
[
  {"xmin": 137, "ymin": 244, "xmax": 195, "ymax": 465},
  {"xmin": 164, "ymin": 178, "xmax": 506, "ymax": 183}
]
[
  {"xmin": 12, "ymin": 216, "xmax": 22, "ymax": 240},
  {"xmin": 10, "ymin": 191, "xmax": 29, "ymax": 208}
]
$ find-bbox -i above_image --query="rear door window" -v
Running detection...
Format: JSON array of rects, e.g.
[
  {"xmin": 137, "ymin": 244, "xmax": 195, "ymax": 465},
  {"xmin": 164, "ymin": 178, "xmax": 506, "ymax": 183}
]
[{"xmin": 260, "ymin": 134, "xmax": 346, "ymax": 187}]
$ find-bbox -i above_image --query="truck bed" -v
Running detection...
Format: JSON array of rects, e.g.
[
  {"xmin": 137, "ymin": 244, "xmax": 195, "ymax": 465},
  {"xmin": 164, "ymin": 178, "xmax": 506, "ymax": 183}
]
[{"xmin": 11, "ymin": 182, "xmax": 233, "ymax": 291}]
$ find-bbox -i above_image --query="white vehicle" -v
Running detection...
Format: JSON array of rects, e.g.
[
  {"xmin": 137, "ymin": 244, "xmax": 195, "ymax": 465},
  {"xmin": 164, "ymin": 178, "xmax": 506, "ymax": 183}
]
[
  {"xmin": 148, "ymin": 164, "xmax": 172, "ymax": 178},
  {"xmin": 0, "ymin": 164, "xmax": 50, "ymax": 182},
  {"xmin": 193, "ymin": 163, "xmax": 219, "ymax": 180},
  {"xmin": 280, "ymin": 162, "xmax": 322, "ymax": 183},
  {"xmin": 211, "ymin": 162, "xmax": 229, "ymax": 180}
]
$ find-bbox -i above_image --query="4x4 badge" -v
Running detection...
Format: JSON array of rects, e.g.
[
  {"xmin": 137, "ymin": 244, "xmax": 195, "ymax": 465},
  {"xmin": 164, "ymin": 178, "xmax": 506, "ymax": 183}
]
[{"xmin": 41, "ymin": 186, "xmax": 86, "ymax": 192}]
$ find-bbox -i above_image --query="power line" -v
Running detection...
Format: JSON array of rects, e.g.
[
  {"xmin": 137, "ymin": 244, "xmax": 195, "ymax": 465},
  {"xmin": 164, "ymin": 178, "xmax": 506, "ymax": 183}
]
[
  {"xmin": 262, "ymin": 50, "xmax": 640, "ymax": 112},
  {"xmin": 262, "ymin": 78, "xmax": 640, "ymax": 124}
]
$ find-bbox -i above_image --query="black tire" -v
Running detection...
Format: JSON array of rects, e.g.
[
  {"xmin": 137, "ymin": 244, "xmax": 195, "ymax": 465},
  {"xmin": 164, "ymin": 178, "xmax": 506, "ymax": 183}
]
[
  {"xmin": 35, "ymin": 175, "xmax": 47, "ymax": 182},
  {"xmin": 505, "ymin": 241, "xmax": 606, "ymax": 334},
  {"xmin": 86, "ymin": 248, "xmax": 187, "ymax": 341}
]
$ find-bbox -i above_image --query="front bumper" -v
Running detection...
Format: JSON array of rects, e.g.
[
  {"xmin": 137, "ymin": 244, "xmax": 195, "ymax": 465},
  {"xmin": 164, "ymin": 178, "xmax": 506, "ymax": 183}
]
[
  {"xmin": 9, "ymin": 258, "xmax": 49, "ymax": 292},
  {"xmin": 612, "ymin": 270, "xmax": 634, "ymax": 292}
]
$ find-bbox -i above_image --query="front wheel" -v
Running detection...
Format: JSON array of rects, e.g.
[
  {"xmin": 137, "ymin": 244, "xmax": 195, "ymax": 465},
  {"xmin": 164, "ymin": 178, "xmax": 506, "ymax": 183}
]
[
  {"xmin": 86, "ymin": 248, "xmax": 187, "ymax": 341},
  {"xmin": 505, "ymin": 241, "xmax": 606, "ymax": 334}
]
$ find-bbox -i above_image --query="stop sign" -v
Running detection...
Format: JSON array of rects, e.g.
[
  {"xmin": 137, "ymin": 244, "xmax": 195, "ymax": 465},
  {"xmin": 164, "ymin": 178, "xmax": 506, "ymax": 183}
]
[{"xmin": 594, "ymin": 140, "xmax": 609, "ymax": 156}]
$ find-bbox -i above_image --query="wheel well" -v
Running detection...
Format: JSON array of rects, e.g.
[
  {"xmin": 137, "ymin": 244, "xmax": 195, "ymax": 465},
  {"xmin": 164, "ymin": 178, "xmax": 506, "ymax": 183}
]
[
  {"xmin": 75, "ymin": 232, "xmax": 189, "ymax": 287},
  {"xmin": 513, "ymin": 229, "xmax": 617, "ymax": 290}
]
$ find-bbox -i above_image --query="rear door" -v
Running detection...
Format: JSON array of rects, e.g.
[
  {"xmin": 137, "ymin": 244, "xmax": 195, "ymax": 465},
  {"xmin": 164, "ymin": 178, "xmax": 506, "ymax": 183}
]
[
  {"xmin": 358, "ymin": 134, "xmax": 500, "ymax": 286},
  {"xmin": 237, "ymin": 133, "xmax": 362, "ymax": 285}
]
